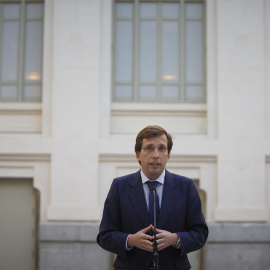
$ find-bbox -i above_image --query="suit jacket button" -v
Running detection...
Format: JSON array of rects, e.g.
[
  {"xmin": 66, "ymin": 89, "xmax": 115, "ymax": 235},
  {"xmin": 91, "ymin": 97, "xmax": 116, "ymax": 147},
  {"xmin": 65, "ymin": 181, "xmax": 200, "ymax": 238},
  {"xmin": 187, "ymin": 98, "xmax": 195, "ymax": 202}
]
[{"xmin": 145, "ymin": 261, "xmax": 149, "ymax": 266}]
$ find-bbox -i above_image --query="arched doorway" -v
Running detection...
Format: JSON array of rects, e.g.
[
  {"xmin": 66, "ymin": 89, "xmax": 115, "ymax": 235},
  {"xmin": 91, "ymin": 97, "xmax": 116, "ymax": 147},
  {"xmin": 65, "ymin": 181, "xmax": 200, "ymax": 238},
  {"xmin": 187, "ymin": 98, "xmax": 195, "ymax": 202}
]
[{"xmin": 0, "ymin": 178, "xmax": 39, "ymax": 270}]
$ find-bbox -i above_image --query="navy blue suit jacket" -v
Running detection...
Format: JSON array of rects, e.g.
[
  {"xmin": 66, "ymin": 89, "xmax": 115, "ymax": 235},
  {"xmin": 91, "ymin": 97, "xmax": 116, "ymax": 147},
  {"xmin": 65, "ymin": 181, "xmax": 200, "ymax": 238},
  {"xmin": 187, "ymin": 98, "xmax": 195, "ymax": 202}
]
[{"xmin": 97, "ymin": 170, "xmax": 208, "ymax": 270}]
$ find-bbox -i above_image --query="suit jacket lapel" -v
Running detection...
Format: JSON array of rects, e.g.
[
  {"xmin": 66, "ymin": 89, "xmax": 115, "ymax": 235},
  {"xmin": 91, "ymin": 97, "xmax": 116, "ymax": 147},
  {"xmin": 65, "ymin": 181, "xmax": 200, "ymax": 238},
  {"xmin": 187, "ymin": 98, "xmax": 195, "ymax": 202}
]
[
  {"xmin": 158, "ymin": 170, "xmax": 178, "ymax": 228},
  {"xmin": 127, "ymin": 171, "xmax": 150, "ymax": 228}
]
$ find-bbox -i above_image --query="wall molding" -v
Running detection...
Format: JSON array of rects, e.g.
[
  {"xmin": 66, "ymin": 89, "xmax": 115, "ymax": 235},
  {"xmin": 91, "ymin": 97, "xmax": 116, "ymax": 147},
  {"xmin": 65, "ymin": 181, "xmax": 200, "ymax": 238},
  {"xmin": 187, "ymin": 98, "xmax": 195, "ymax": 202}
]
[
  {"xmin": 111, "ymin": 103, "xmax": 207, "ymax": 117},
  {"xmin": 99, "ymin": 153, "xmax": 217, "ymax": 163},
  {"xmin": 0, "ymin": 103, "xmax": 42, "ymax": 133},
  {"xmin": 0, "ymin": 154, "xmax": 50, "ymax": 162}
]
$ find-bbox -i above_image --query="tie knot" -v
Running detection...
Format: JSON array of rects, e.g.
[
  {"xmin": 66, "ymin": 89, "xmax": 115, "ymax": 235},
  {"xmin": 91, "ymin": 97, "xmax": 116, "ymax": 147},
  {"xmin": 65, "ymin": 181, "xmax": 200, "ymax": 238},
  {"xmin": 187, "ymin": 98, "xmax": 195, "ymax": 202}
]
[{"xmin": 147, "ymin": 181, "xmax": 159, "ymax": 191}]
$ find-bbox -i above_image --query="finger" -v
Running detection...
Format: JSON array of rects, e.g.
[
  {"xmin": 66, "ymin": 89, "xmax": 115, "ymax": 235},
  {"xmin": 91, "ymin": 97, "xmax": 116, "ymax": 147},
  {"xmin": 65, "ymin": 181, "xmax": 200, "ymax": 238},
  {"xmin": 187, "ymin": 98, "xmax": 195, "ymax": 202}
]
[
  {"xmin": 141, "ymin": 239, "xmax": 152, "ymax": 246},
  {"xmin": 157, "ymin": 239, "xmax": 166, "ymax": 247},
  {"xmin": 155, "ymin": 228, "xmax": 163, "ymax": 233},
  {"xmin": 156, "ymin": 232, "xmax": 164, "ymax": 239},
  {"xmin": 141, "ymin": 225, "xmax": 152, "ymax": 233},
  {"xmin": 141, "ymin": 234, "xmax": 153, "ymax": 241},
  {"xmin": 145, "ymin": 241, "xmax": 154, "ymax": 250},
  {"xmin": 156, "ymin": 240, "xmax": 167, "ymax": 249},
  {"xmin": 155, "ymin": 239, "xmax": 162, "ymax": 245},
  {"xmin": 140, "ymin": 240, "xmax": 153, "ymax": 251}
]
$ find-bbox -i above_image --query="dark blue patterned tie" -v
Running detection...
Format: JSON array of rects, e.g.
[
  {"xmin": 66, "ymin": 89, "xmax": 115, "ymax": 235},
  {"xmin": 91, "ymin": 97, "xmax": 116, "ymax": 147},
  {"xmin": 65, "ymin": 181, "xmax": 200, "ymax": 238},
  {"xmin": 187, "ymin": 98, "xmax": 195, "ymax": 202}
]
[{"xmin": 147, "ymin": 181, "xmax": 160, "ymax": 226}]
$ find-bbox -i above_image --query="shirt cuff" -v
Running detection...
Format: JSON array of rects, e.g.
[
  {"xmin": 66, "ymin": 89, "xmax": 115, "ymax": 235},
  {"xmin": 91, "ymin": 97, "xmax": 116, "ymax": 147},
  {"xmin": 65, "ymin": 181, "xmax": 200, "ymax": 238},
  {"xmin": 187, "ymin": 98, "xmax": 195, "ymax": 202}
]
[{"xmin": 125, "ymin": 234, "xmax": 134, "ymax": 251}]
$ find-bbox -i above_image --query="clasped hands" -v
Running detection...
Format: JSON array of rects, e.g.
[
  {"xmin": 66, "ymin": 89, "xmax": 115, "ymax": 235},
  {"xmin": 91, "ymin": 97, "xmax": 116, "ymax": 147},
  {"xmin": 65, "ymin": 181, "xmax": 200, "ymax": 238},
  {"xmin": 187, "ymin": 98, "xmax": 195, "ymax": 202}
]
[{"xmin": 127, "ymin": 225, "xmax": 179, "ymax": 252}]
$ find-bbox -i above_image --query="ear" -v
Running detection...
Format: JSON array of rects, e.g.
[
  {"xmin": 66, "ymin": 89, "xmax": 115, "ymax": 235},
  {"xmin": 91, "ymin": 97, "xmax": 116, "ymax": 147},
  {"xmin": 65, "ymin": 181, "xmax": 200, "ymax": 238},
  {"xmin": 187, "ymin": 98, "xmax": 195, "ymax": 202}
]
[
  {"xmin": 136, "ymin": 151, "xmax": 141, "ymax": 162},
  {"xmin": 167, "ymin": 153, "xmax": 170, "ymax": 161}
]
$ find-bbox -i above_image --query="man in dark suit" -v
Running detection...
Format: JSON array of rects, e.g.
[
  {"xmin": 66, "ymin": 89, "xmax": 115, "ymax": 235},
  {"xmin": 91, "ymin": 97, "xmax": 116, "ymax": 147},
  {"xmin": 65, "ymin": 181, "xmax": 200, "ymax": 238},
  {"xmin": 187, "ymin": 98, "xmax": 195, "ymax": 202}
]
[{"xmin": 97, "ymin": 125, "xmax": 208, "ymax": 270}]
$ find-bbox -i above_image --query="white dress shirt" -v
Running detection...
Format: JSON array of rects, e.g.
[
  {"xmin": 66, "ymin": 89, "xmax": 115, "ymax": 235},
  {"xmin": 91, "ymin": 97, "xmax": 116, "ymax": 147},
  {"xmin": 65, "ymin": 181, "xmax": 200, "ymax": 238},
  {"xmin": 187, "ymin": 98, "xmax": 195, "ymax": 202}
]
[{"xmin": 141, "ymin": 169, "xmax": 165, "ymax": 209}]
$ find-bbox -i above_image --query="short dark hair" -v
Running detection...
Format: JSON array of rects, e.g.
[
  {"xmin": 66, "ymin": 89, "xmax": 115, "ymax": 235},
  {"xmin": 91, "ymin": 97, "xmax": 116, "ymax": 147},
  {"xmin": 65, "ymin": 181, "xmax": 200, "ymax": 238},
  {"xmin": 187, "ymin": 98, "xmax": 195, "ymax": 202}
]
[{"xmin": 135, "ymin": 125, "xmax": 173, "ymax": 154}]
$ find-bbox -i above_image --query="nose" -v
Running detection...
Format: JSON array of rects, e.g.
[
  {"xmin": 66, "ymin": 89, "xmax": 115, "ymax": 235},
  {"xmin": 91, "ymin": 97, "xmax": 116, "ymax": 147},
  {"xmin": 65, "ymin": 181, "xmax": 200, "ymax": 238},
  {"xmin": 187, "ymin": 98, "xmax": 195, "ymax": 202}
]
[{"xmin": 152, "ymin": 148, "xmax": 160, "ymax": 158}]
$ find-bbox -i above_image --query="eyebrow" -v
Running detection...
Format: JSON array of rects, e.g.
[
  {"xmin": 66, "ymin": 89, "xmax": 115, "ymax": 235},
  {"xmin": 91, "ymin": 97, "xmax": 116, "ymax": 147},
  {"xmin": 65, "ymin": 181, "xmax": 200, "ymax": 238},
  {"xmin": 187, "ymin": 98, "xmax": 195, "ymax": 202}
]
[{"xmin": 144, "ymin": 143, "xmax": 166, "ymax": 147}]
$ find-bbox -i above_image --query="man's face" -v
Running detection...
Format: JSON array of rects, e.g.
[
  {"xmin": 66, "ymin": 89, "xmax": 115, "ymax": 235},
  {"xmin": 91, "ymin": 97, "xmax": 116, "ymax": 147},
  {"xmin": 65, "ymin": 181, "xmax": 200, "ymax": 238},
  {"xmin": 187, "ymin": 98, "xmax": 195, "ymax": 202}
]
[{"xmin": 136, "ymin": 134, "xmax": 170, "ymax": 180}]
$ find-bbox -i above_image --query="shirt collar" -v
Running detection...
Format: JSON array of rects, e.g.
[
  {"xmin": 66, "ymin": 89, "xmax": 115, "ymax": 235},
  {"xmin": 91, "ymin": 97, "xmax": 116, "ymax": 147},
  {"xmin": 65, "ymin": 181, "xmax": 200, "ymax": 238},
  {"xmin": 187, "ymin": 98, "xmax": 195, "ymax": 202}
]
[{"xmin": 140, "ymin": 169, "xmax": 165, "ymax": 185}]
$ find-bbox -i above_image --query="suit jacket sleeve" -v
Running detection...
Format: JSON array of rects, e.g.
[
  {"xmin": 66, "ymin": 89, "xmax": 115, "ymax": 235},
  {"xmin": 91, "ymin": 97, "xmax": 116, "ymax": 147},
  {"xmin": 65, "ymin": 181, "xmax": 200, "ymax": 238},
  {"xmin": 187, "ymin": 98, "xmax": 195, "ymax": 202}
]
[
  {"xmin": 176, "ymin": 178, "xmax": 208, "ymax": 256},
  {"xmin": 97, "ymin": 178, "xmax": 129, "ymax": 259}
]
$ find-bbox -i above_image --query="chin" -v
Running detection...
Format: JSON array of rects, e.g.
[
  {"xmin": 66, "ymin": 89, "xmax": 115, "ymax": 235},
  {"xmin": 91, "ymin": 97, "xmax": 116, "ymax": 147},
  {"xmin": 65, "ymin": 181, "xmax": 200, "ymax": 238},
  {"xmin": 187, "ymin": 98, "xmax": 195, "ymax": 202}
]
[{"xmin": 149, "ymin": 171, "xmax": 161, "ymax": 178}]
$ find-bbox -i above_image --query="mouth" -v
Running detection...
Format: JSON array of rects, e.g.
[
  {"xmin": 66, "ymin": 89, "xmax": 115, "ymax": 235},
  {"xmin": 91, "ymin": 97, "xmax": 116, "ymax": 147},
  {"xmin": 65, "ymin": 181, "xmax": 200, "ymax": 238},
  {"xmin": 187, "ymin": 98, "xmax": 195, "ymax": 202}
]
[{"xmin": 149, "ymin": 162, "xmax": 161, "ymax": 167}]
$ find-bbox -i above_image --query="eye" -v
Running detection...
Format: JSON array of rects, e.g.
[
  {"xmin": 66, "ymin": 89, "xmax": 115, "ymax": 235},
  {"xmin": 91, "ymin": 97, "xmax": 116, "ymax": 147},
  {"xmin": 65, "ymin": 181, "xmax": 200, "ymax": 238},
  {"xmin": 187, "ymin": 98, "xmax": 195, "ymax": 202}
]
[
  {"xmin": 159, "ymin": 146, "xmax": 166, "ymax": 152},
  {"xmin": 143, "ymin": 146, "xmax": 151, "ymax": 152}
]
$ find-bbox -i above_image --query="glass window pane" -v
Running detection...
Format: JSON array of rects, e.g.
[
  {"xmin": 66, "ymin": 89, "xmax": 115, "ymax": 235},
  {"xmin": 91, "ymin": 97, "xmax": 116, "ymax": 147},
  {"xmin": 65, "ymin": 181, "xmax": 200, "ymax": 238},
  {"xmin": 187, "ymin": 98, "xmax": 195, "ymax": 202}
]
[
  {"xmin": 162, "ymin": 3, "xmax": 179, "ymax": 18},
  {"xmin": 24, "ymin": 21, "xmax": 42, "ymax": 82},
  {"xmin": 185, "ymin": 21, "xmax": 203, "ymax": 83},
  {"xmin": 162, "ymin": 21, "xmax": 179, "ymax": 83},
  {"xmin": 115, "ymin": 21, "xmax": 133, "ymax": 82},
  {"xmin": 116, "ymin": 3, "xmax": 133, "ymax": 18},
  {"xmin": 1, "ymin": 85, "xmax": 17, "ymax": 99},
  {"xmin": 26, "ymin": 3, "xmax": 43, "ymax": 19},
  {"xmin": 26, "ymin": 72, "xmax": 41, "ymax": 81},
  {"xmin": 186, "ymin": 3, "xmax": 203, "ymax": 19},
  {"xmin": 162, "ymin": 85, "xmax": 179, "ymax": 98},
  {"xmin": 185, "ymin": 85, "xmax": 204, "ymax": 100},
  {"xmin": 24, "ymin": 21, "xmax": 43, "ymax": 82},
  {"xmin": 115, "ymin": 85, "xmax": 132, "ymax": 98},
  {"xmin": 112, "ymin": 1, "xmax": 205, "ymax": 104},
  {"xmin": 140, "ymin": 21, "xmax": 157, "ymax": 82},
  {"xmin": 139, "ymin": 85, "xmax": 156, "ymax": 98},
  {"xmin": 1, "ymin": 22, "xmax": 19, "ymax": 81},
  {"xmin": 3, "ymin": 4, "xmax": 20, "ymax": 19},
  {"xmin": 140, "ymin": 3, "xmax": 157, "ymax": 18},
  {"xmin": 24, "ymin": 85, "xmax": 41, "ymax": 100}
]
